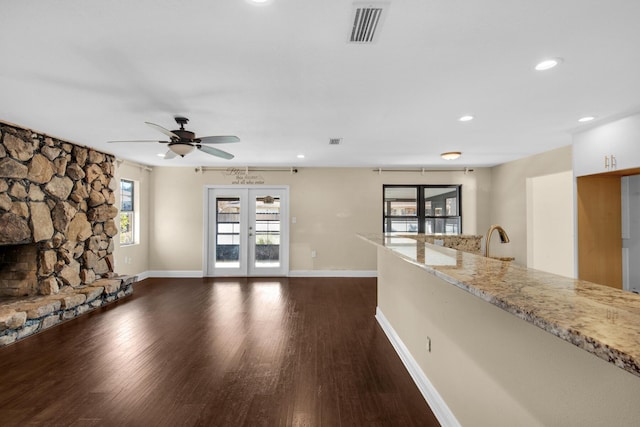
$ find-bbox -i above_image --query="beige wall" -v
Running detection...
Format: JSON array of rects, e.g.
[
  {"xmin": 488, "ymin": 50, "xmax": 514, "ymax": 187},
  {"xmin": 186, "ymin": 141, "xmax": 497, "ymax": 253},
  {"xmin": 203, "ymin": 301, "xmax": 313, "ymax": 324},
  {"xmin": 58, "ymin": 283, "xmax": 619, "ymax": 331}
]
[
  {"xmin": 488, "ymin": 145, "xmax": 573, "ymax": 265},
  {"xmin": 144, "ymin": 167, "xmax": 491, "ymax": 274},
  {"xmin": 112, "ymin": 161, "xmax": 151, "ymax": 276},
  {"xmin": 114, "ymin": 144, "xmax": 574, "ymax": 276},
  {"xmin": 377, "ymin": 247, "xmax": 640, "ymax": 426},
  {"xmin": 526, "ymin": 170, "xmax": 575, "ymax": 277}
]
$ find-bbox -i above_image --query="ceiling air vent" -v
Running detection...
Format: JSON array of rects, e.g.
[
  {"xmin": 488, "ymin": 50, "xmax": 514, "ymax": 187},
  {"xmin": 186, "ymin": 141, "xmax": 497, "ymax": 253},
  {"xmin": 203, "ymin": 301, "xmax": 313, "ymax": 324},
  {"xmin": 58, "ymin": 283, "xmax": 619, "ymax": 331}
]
[
  {"xmin": 329, "ymin": 138, "xmax": 342, "ymax": 145},
  {"xmin": 349, "ymin": 3, "xmax": 388, "ymax": 43}
]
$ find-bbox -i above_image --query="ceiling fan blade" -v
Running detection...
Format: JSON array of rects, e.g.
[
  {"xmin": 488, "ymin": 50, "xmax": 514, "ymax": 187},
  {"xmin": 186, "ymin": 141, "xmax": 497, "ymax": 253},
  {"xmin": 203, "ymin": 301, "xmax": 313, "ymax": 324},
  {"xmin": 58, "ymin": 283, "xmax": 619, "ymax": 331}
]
[
  {"xmin": 198, "ymin": 135, "xmax": 240, "ymax": 144},
  {"xmin": 163, "ymin": 150, "xmax": 178, "ymax": 160},
  {"xmin": 145, "ymin": 122, "xmax": 180, "ymax": 139},
  {"xmin": 197, "ymin": 145, "xmax": 234, "ymax": 160},
  {"xmin": 107, "ymin": 139, "xmax": 164, "ymax": 143}
]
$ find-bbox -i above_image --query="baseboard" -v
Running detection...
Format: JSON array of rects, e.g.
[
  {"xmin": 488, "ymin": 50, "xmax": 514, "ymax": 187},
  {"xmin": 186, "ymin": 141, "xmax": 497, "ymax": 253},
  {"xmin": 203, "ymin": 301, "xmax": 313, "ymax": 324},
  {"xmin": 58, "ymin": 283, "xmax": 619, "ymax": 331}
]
[
  {"xmin": 288, "ymin": 270, "xmax": 377, "ymax": 278},
  {"xmin": 135, "ymin": 270, "xmax": 376, "ymax": 279},
  {"xmin": 145, "ymin": 270, "xmax": 204, "ymax": 278},
  {"xmin": 135, "ymin": 271, "xmax": 151, "ymax": 281},
  {"xmin": 375, "ymin": 307, "xmax": 460, "ymax": 427}
]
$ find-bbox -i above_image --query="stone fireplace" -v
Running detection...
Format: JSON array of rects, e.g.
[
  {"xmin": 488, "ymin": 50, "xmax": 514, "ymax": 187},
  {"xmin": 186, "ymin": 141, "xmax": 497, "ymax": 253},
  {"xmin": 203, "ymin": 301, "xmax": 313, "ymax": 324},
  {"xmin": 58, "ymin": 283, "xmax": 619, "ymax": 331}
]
[
  {"xmin": 0, "ymin": 120, "xmax": 135, "ymax": 347},
  {"xmin": 0, "ymin": 122, "xmax": 118, "ymax": 297}
]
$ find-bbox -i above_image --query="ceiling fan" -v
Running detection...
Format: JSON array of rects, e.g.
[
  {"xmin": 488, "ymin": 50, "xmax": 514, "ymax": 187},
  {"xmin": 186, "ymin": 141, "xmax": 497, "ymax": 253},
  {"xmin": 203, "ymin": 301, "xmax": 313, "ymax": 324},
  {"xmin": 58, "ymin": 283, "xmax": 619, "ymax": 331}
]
[{"xmin": 108, "ymin": 116, "xmax": 239, "ymax": 159}]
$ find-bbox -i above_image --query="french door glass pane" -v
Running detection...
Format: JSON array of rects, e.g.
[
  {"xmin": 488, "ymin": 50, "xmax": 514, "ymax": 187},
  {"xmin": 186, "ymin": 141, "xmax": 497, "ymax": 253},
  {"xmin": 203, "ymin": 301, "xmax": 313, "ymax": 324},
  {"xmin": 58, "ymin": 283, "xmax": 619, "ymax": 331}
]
[
  {"xmin": 254, "ymin": 196, "xmax": 280, "ymax": 268},
  {"xmin": 216, "ymin": 197, "xmax": 240, "ymax": 268}
]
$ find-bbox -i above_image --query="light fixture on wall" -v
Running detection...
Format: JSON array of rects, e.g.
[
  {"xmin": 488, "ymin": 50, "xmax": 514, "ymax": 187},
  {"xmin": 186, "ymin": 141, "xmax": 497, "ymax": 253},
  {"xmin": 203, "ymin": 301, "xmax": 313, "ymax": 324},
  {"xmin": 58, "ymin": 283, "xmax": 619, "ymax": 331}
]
[{"xmin": 441, "ymin": 151, "xmax": 462, "ymax": 160}]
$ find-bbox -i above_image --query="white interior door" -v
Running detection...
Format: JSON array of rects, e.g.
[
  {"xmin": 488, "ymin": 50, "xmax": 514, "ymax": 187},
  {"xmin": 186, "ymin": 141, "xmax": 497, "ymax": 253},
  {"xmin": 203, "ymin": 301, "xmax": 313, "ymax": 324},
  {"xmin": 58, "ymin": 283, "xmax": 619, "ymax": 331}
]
[{"xmin": 206, "ymin": 186, "xmax": 289, "ymax": 277}]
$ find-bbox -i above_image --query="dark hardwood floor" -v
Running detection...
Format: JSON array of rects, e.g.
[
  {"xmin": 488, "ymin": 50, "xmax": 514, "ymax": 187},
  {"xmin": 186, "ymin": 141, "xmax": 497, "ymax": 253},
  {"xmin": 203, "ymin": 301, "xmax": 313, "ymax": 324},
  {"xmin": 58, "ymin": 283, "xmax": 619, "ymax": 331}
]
[{"xmin": 0, "ymin": 277, "xmax": 440, "ymax": 426}]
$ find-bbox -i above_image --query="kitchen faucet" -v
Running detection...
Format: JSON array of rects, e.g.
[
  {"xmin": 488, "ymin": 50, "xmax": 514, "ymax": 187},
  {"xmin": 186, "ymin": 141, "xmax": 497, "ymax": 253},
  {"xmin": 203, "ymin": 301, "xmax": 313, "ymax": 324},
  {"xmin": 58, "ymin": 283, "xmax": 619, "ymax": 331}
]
[{"xmin": 485, "ymin": 225, "xmax": 510, "ymax": 257}]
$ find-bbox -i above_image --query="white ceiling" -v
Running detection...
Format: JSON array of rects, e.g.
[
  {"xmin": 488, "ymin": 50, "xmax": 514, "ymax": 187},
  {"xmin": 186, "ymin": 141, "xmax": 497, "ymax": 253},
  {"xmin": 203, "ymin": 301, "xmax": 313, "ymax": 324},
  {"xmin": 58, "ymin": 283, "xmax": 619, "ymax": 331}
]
[{"xmin": 1, "ymin": 0, "xmax": 639, "ymax": 168}]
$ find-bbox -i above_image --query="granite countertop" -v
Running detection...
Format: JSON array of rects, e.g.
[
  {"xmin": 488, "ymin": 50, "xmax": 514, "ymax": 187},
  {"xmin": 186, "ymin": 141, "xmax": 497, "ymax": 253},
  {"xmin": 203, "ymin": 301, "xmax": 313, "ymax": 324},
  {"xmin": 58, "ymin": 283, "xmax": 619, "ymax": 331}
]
[
  {"xmin": 397, "ymin": 233, "xmax": 484, "ymax": 254},
  {"xmin": 359, "ymin": 233, "xmax": 640, "ymax": 378}
]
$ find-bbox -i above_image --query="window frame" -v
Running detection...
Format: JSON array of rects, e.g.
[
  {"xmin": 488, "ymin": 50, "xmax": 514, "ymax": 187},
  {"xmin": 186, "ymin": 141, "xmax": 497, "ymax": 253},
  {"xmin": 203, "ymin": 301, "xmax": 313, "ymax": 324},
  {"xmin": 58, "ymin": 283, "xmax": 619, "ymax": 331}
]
[
  {"xmin": 119, "ymin": 179, "xmax": 136, "ymax": 246},
  {"xmin": 383, "ymin": 184, "xmax": 462, "ymax": 235}
]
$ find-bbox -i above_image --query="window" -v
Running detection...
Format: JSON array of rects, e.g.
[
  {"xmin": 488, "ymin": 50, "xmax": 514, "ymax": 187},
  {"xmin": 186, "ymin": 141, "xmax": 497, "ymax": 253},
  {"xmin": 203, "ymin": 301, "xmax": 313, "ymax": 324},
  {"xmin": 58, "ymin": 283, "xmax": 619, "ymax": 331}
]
[
  {"xmin": 120, "ymin": 179, "xmax": 135, "ymax": 245},
  {"xmin": 383, "ymin": 185, "xmax": 461, "ymax": 234},
  {"xmin": 216, "ymin": 197, "xmax": 241, "ymax": 247}
]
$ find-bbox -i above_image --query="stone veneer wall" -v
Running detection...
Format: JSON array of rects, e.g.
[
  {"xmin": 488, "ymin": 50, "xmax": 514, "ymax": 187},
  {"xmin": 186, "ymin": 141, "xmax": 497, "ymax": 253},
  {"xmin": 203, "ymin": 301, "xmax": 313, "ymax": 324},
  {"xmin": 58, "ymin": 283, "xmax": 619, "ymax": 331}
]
[{"xmin": 0, "ymin": 121, "xmax": 119, "ymax": 296}]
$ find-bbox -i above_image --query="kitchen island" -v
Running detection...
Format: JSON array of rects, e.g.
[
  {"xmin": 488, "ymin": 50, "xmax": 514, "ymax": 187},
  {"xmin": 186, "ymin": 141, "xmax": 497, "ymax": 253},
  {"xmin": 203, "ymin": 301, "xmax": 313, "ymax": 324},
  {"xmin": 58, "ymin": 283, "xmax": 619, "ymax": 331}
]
[{"xmin": 359, "ymin": 233, "xmax": 640, "ymax": 427}]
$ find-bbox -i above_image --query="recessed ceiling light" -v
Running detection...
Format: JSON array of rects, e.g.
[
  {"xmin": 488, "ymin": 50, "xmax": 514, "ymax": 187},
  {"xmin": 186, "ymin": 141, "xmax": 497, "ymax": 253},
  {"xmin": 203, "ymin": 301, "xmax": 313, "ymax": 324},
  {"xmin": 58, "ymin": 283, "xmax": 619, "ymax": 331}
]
[
  {"xmin": 248, "ymin": 0, "xmax": 270, "ymax": 4},
  {"xmin": 157, "ymin": 153, "xmax": 166, "ymax": 158},
  {"xmin": 441, "ymin": 152, "xmax": 462, "ymax": 160},
  {"xmin": 297, "ymin": 154, "xmax": 305, "ymax": 159},
  {"xmin": 535, "ymin": 58, "xmax": 563, "ymax": 71},
  {"xmin": 578, "ymin": 116, "xmax": 595, "ymax": 122},
  {"xmin": 459, "ymin": 115, "xmax": 474, "ymax": 122}
]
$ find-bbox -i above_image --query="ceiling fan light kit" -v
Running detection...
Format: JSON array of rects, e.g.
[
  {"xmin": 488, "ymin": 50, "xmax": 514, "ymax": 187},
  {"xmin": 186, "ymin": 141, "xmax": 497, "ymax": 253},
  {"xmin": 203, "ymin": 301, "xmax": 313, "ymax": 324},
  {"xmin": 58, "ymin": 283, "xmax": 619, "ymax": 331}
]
[
  {"xmin": 168, "ymin": 143, "xmax": 195, "ymax": 157},
  {"xmin": 108, "ymin": 116, "xmax": 239, "ymax": 160}
]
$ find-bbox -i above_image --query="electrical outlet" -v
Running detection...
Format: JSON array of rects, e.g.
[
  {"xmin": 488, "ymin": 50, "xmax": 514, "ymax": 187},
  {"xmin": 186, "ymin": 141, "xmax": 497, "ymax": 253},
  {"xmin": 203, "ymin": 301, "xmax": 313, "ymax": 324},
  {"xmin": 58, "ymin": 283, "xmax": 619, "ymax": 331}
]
[{"xmin": 311, "ymin": 250, "xmax": 317, "ymax": 258}]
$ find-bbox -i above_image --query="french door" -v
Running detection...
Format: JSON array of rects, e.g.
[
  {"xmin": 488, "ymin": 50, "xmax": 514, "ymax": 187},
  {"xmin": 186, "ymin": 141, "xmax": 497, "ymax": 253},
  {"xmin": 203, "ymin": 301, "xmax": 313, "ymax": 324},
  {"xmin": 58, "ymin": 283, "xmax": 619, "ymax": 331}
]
[{"xmin": 205, "ymin": 186, "xmax": 289, "ymax": 277}]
